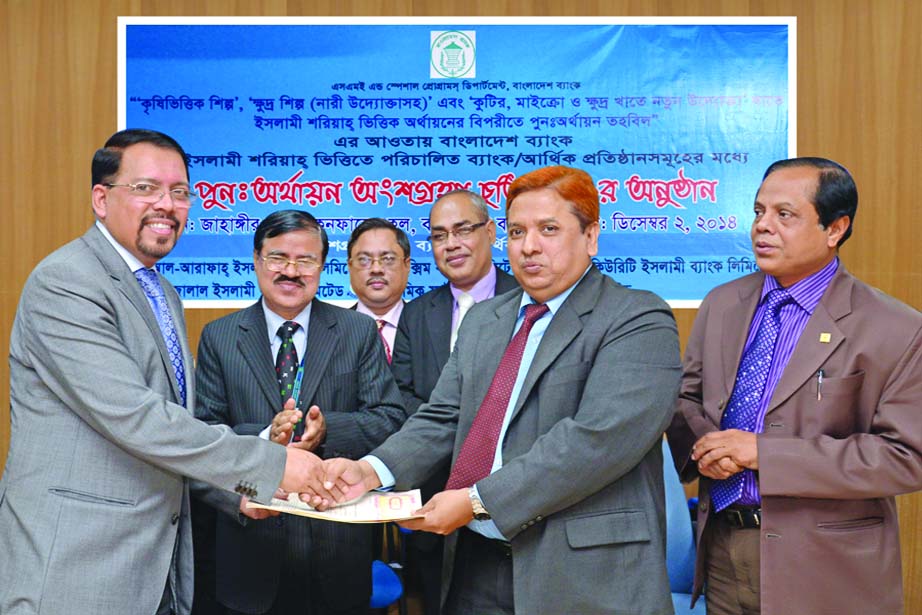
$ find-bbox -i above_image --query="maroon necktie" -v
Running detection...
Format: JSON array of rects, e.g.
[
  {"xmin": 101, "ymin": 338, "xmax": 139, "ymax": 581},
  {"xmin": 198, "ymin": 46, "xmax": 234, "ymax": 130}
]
[
  {"xmin": 376, "ymin": 319, "xmax": 392, "ymax": 363},
  {"xmin": 445, "ymin": 303, "xmax": 549, "ymax": 489}
]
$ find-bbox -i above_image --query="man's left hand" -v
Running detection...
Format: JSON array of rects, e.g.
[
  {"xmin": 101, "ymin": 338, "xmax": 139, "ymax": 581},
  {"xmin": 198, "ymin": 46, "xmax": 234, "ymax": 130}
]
[
  {"xmin": 693, "ymin": 429, "xmax": 759, "ymax": 470},
  {"xmin": 398, "ymin": 489, "xmax": 473, "ymax": 535},
  {"xmin": 289, "ymin": 405, "xmax": 326, "ymax": 452}
]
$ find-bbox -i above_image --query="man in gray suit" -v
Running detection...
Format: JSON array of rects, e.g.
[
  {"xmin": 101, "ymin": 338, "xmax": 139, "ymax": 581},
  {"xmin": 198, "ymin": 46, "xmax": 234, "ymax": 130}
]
[
  {"xmin": 0, "ymin": 129, "xmax": 337, "ymax": 615},
  {"xmin": 390, "ymin": 190, "xmax": 517, "ymax": 615},
  {"xmin": 326, "ymin": 166, "xmax": 682, "ymax": 614},
  {"xmin": 193, "ymin": 210, "xmax": 406, "ymax": 615}
]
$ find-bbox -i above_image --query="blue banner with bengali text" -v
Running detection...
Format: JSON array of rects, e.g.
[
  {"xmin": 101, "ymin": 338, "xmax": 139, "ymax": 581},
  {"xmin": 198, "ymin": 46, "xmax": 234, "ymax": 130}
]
[{"xmin": 122, "ymin": 18, "xmax": 793, "ymax": 307}]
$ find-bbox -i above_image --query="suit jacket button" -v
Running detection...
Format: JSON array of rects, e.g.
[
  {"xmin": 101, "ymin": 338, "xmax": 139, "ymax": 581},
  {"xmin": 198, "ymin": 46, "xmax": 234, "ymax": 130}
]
[{"xmin": 171, "ymin": 513, "xmax": 180, "ymax": 525}]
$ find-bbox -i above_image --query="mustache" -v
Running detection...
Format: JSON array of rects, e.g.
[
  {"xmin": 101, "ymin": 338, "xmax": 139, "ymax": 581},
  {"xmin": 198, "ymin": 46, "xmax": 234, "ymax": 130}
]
[
  {"xmin": 273, "ymin": 275, "xmax": 305, "ymax": 287},
  {"xmin": 366, "ymin": 277, "xmax": 388, "ymax": 286},
  {"xmin": 138, "ymin": 213, "xmax": 180, "ymax": 232}
]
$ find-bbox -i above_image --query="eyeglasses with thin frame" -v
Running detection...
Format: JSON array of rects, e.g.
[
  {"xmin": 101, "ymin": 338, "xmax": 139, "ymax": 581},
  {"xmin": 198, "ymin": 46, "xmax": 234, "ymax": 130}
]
[
  {"xmin": 259, "ymin": 254, "xmax": 322, "ymax": 275},
  {"xmin": 349, "ymin": 253, "xmax": 406, "ymax": 270},
  {"xmin": 427, "ymin": 220, "xmax": 489, "ymax": 245},
  {"xmin": 104, "ymin": 182, "xmax": 196, "ymax": 207}
]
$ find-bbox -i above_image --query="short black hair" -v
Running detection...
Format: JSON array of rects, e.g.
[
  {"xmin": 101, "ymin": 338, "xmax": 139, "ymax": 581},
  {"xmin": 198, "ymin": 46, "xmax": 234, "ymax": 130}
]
[
  {"xmin": 762, "ymin": 157, "xmax": 858, "ymax": 246},
  {"xmin": 346, "ymin": 218, "xmax": 411, "ymax": 259},
  {"xmin": 91, "ymin": 128, "xmax": 190, "ymax": 187},
  {"xmin": 253, "ymin": 210, "xmax": 329, "ymax": 263}
]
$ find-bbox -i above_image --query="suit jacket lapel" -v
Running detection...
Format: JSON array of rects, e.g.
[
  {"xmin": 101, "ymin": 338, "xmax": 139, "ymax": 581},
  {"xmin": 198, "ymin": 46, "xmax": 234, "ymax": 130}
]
[
  {"xmin": 426, "ymin": 285, "xmax": 453, "ymax": 367},
  {"xmin": 84, "ymin": 226, "xmax": 183, "ymax": 403},
  {"xmin": 718, "ymin": 278, "xmax": 764, "ymax": 411},
  {"xmin": 237, "ymin": 302, "xmax": 281, "ymax": 410},
  {"xmin": 507, "ymin": 269, "xmax": 599, "ymax": 423},
  {"xmin": 766, "ymin": 269, "xmax": 852, "ymax": 414},
  {"xmin": 466, "ymin": 291, "xmax": 522, "ymax": 430},
  {"xmin": 297, "ymin": 301, "xmax": 337, "ymax": 407}
]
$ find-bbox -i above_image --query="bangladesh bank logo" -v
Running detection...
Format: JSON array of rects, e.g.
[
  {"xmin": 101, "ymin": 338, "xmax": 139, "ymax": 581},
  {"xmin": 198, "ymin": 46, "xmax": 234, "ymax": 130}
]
[{"xmin": 430, "ymin": 31, "xmax": 476, "ymax": 79}]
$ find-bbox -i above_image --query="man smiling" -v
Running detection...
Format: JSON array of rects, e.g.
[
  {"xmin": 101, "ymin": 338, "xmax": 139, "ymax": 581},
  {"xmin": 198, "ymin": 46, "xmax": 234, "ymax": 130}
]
[{"xmin": 193, "ymin": 210, "xmax": 406, "ymax": 615}]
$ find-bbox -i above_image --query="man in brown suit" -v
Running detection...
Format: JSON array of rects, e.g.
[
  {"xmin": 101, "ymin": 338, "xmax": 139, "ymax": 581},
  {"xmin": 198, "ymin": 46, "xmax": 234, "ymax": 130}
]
[{"xmin": 668, "ymin": 157, "xmax": 922, "ymax": 615}]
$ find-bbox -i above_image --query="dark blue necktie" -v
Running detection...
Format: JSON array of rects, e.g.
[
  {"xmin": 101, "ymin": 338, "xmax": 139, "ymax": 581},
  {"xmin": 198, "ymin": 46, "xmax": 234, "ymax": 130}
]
[
  {"xmin": 710, "ymin": 288, "xmax": 793, "ymax": 512},
  {"xmin": 275, "ymin": 321, "xmax": 300, "ymax": 401},
  {"xmin": 135, "ymin": 268, "xmax": 187, "ymax": 407}
]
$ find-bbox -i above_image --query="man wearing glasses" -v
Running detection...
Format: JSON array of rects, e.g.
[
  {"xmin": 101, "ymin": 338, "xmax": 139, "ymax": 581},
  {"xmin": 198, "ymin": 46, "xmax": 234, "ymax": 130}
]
[
  {"xmin": 0, "ymin": 130, "xmax": 344, "ymax": 615},
  {"xmin": 192, "ymin": 210, "xmax": 406, "ymax": 615},
  {"xmin": 390, "ymin": 189, "xmax": 517, "ymax": 615},
  {"xmin": 345, "ymin": 217, "xmax": 412, "ymax": 364}
]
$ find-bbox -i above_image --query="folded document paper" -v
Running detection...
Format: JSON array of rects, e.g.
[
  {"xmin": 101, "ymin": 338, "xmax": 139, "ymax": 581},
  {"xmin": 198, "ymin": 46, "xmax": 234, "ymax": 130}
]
[{"xmin": 246, "ymin": 489, "xmax": 424, "ymax": 523}]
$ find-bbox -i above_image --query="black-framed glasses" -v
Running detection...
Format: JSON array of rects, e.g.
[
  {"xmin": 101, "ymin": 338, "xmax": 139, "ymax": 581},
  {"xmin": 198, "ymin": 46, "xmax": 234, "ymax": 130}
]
[
  {"xmin": 349, "ymin": 254, "xmax": 405, "ymax": 270},
  {"xmin": 104, "ymin": 182, "xmax": 196, "ymax": 207},
  {"xmin": 427, "ymin": 220, "xmax": 489, "ymax": 245},
  {"xmin": 259, "ymin": 254, "xmax": 322, "ymax": 275}
]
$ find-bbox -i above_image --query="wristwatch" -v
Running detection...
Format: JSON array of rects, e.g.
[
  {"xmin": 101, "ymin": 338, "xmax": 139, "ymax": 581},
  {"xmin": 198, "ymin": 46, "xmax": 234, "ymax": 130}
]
[{"xmin": 468, "ymin": 487, "xmax": 491, "ymax": 521}]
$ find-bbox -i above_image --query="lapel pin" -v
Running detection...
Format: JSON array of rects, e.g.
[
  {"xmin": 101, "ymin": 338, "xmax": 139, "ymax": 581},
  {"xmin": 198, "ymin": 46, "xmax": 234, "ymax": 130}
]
[{"xmin": 819, "ymin": 332, "xmax": 831, "ymax": 343}]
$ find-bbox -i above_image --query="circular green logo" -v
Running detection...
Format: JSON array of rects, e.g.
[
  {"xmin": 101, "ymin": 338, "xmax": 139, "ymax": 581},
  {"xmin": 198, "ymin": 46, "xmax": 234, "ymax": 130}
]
[{"xmin": 431, "ymin": 31, "xmax": 476, "ymax": 78}]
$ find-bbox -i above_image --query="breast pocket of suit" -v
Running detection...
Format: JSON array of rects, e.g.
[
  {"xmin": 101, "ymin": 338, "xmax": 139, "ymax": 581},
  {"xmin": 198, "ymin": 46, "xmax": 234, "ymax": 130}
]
[{"xmin": 804, "ymin": 370, "xmax": 866, "ymax": 437}]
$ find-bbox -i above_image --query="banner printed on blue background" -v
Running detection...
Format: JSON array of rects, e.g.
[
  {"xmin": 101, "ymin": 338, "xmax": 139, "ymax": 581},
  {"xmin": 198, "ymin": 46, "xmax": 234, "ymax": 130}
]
[{"xmin": 120, "ymin": 17, "xmax": 795, "ymax": 308}]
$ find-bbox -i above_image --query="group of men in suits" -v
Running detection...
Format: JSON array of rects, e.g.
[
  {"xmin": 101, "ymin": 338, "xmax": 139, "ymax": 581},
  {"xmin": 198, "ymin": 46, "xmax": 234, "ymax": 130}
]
[{"xmin": 2, "ymin": 127, "xmax": 921, "ymax": 615}]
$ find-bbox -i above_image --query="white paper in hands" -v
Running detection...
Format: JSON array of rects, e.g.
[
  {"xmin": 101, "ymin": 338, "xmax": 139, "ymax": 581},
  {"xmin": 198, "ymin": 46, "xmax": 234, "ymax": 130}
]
[{"xmin": 246, "ymin": 489, "xmax": 424, "ymax": 523}]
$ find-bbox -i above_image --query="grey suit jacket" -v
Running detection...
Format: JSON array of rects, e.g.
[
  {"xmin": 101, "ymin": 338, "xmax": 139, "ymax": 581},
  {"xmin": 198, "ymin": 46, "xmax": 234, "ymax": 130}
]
[
  {"xmin": 0, "ymin": 226, "xmax": 286, "ymax": 615},
  {"xmin": 374, "ymin": 266, "xmax": 682, "ymax": 615},
  {"xmin": 667, "ymin": 265, "xmax": 922, "ymax": 615},
  {"xmin": 192, "ymin": 300, "xmax": 406, "ymax": 613}
]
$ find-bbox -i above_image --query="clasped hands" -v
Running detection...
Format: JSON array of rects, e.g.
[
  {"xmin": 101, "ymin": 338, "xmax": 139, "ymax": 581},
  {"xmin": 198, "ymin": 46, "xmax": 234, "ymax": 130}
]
[{"xmin": 691, "ymin": 428, "xmax": 758, "ymax": 480}]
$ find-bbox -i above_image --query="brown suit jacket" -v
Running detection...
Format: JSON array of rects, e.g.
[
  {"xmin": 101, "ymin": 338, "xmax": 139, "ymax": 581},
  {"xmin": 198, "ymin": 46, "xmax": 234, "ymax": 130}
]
[{"xmin": 668, "ymin": 264, "xmax": 922, "ymax": 615}]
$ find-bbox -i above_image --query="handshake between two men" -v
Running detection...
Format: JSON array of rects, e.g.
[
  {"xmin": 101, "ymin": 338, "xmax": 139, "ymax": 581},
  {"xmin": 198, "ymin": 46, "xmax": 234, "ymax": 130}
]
[{"xmin": 262, "ymin": 403, "xmax": 476, "ymax": 535}]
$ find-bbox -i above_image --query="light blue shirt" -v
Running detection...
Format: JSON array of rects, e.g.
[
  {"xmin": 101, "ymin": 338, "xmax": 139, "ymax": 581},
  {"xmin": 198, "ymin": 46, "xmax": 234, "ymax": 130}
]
[{"xmin": 366, "ymin": 267, "xmax": 590, "ymax": 539}]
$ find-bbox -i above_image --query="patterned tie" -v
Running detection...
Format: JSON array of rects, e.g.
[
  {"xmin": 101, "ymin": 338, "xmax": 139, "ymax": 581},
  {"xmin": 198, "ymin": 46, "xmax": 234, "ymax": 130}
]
[
  {"xmin": 446, "ymin": 303, "xmax": 549, "ymax": 490},
  {"xmin": 275, "ymin": 321, "xmax": 300, "ymax": 401},
  {"xmin": 134, "ymin": 268, "xmax": 187, "ymax": 406},
  {"xmin": 450, "ymin": 292, "xmax": 476, "ymax": 351},
  {"xmin": 710, "ymin": 288, "xmax": 794, "ymax": 512},
  {"xmin": 376, "ymin": 319, "xmax": 392, "ymax": 364}
]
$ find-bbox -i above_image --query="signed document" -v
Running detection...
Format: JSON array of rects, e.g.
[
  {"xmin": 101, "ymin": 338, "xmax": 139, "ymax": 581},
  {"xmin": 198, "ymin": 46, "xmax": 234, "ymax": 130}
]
[{"xmin": 246, "ymin": 489, "xmax": 424, "ymax": 523}]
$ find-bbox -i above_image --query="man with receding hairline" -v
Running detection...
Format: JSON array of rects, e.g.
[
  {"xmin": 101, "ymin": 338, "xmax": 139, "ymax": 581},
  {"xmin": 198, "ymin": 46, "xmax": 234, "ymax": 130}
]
[
  {"xmin": 668, "ymin": 157, "xmax": 922, "ymax": 615},
  {"xmin": 326, "ymin": 166, "xmax": 681, "ymax": 614}
]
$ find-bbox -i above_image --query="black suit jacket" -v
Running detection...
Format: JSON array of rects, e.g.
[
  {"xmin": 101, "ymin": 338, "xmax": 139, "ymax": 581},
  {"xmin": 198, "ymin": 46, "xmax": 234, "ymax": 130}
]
[
  {"xmin": 391, "ymin": 266, "xmax": 518, "ymax": 415},
  {"xmin": 193, "ymin": 299, "xmax": 406, "ymax": 613}
]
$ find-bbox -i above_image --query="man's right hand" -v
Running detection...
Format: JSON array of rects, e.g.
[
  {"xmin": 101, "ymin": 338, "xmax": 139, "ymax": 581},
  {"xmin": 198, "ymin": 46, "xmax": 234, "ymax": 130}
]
[
  {"xmin": 322, "ymin": 458, "xmax": 383, "ymax": 503},
  {"xmin": 280, "ymin": 448, "xmax": 344, "ymax": 510}
]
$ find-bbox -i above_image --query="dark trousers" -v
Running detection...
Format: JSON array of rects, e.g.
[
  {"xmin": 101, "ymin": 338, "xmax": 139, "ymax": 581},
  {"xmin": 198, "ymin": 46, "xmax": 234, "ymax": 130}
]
[
  {"xmin": 444, "ymin": 528, "xmax": 514, "ymax": 615},
  {"xmin": 704, "ymin": 516, "xmax": 761, "ymax": 615}
]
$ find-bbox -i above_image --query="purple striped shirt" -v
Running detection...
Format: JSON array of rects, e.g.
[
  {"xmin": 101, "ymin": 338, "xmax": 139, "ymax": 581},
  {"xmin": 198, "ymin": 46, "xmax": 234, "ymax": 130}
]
[{"xmin": 738, "ymin": 257, "xmax": 839, "ymax": 505}]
